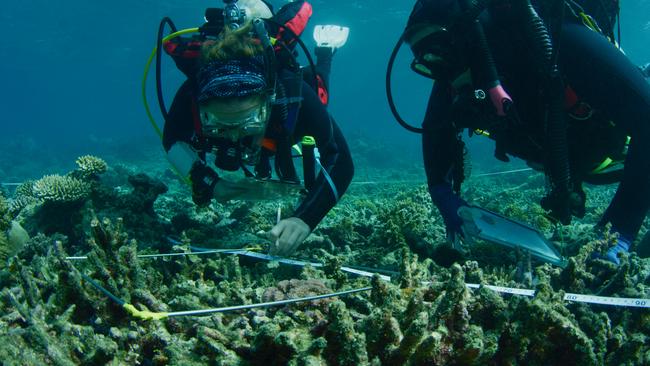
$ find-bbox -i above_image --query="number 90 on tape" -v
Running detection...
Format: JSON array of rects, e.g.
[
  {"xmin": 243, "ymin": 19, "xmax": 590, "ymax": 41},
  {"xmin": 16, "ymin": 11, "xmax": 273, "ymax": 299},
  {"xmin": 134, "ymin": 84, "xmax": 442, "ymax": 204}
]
[{"xmin": 564, "ymin": 293, "xmax": 649, "ymax": 308}]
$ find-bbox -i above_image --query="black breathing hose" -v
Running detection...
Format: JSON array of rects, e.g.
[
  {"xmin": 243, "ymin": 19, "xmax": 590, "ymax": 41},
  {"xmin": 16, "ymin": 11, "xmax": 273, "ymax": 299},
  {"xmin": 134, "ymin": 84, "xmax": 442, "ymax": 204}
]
[
  {"xmin": 263, "ymin": 19, "xmax": 319, "ymax": 93},
  {"xmin": 385, "ymin": 34, "xmax": 424, "ymax": 133},
  {"xmin": 515, "ymin": 0, "xmax": 572, "ymax": 220},
  {"xmin": 385, "ymin": 0, "xmax": 493, "ymax": 134},
  {"xmin": 458, "ymin": 0, "xmax": 501, "ymax": 91},
  {"xmin": 156, "ymin": 17, "xmax": 178, "ymax": 122}
]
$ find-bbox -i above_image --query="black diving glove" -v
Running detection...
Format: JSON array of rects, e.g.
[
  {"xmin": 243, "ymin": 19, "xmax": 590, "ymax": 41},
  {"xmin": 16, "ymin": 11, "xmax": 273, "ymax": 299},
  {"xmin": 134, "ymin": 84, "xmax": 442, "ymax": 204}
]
[{"xmin": 189, "ymin": 162, "xmax": 219, "ymax": 207}]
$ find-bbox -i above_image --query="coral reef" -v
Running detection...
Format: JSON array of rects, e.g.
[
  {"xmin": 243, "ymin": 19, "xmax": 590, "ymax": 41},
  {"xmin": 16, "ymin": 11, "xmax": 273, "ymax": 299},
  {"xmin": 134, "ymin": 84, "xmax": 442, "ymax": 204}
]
[
  {"xmin": 32, "ymin": 174, "xmax": 90, "ymax": 204},
  {"xmin": 0, "ymin": 193, "xmax": 11, "ymax": 232},
  {"xmin": 74, "ymin": 155, "xmax": 108, "ymax": 180},
  {"xmin": 0, "ymin": 147, "xmax": 648, "ymax": 365}
]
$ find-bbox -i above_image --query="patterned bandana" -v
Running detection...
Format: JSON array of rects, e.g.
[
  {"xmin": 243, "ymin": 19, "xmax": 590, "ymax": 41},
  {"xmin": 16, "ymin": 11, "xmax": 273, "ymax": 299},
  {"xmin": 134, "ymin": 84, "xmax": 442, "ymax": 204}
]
[{"xmin": 197, "ymin": 55, "xmax": 268, "ymax": 102}]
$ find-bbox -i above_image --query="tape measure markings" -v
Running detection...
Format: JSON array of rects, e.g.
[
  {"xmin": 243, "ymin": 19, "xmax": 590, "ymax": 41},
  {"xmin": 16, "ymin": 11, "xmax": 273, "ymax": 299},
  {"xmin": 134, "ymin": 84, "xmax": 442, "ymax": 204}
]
[{"xmin": 68, "ymin": 245, "xmax": 650, "ymax": 309}]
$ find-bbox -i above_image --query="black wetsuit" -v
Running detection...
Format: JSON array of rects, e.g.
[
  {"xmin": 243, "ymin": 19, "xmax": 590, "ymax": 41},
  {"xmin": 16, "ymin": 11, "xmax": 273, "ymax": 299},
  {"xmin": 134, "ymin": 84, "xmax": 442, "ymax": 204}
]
[
  {"xmin": 419, "ymin": 6, "xmax": 650, "ymax": 239},
  {"xmin": 163, "ymin": 52, "xmax": 353, "ymax": 230}
]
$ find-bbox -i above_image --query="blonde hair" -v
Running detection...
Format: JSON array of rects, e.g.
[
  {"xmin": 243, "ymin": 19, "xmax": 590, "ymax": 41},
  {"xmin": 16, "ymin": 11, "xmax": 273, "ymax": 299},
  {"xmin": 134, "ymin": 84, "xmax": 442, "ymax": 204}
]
[{"xmin": 201, "ymin": 21, "xmax": 265, "ymax": 62}]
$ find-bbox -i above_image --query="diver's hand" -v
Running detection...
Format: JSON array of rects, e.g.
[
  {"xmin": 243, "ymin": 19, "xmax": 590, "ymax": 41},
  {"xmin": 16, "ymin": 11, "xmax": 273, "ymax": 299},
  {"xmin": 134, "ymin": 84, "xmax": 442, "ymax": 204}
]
[
  {"xmin": 591, "ymin": 228, "xmax": 631, "ymax": 266},
  {"xmin": 189, "ymin": 162, "xmax": 219, "ymax": 207},
  {"xmin": 604, "ymin": 237, "xmax": 631, "ymax": 266},
  {"xmin": 430, "ymin": 183, "xmax": 468, "ymax": 242},
  {"xmin": 268, "ymin": 217, "xmax": 311, "ymax": 256}
]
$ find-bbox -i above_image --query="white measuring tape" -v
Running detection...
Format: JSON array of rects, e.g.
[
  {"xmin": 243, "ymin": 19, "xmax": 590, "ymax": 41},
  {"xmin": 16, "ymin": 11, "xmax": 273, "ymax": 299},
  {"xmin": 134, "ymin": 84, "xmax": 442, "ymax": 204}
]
[
  {"xmin": 74, "ymin": 239, "xmax": 647, "ymax": 309},
  {"xmin": 230, "ymin": 251, "xmax": 648, "ymax": 309},
  {"xmin": 350, "ymin": 168, "xmax": 536, "ymax": 186},
  {"xmin": 219, "ymin": 249, "xmax": 393, "ymax": 282}
]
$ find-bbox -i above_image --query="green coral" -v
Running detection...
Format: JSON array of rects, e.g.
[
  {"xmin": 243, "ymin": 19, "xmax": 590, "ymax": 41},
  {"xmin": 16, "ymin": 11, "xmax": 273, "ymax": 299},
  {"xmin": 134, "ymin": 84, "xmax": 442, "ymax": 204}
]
[
  {"xmin": 324, "ymin": 301, "xmax": 369, "ymax": 365},
  {"xmin": 1, "ymin": 158, "xmax": 649, "ymax": 366},
  {"xmin": 14, "ymin": 181, "xmax": 35, "ymax": 198},
  {"xmin": 0, "ymin": 193, "xmax": 11, "ymax": 231}
]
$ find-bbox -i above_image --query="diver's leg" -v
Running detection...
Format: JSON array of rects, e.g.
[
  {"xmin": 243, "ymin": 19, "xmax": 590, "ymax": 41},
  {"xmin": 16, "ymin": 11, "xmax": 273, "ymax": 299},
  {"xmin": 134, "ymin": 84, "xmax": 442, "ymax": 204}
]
[{"xmin": 559, "ymin": 22, "xmax": 650, "ymax": 240}]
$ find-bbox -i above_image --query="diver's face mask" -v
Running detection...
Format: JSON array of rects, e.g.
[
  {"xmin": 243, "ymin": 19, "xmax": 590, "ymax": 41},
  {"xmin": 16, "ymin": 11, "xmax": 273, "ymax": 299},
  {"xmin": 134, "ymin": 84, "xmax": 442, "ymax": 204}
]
[
  {"xmin": 199, "ymin": 94, "xmax": 270, "ymax": 141},
  {"xmin": 200, "ymin": 94, "xmax": 270, "ymax": 170},
  {"xmin": 406, "ymin": 25, "xmax": 467, "ymax": 81}
]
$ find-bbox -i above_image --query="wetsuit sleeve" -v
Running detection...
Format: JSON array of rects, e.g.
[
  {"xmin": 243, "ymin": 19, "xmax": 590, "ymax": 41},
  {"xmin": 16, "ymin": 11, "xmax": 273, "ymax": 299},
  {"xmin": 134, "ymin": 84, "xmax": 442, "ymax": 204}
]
[
  {"xmin": 292, "ymin": 81, "xmax": 354, "ymax": 230},
  {"xmin": 303, "ymin": 46, "xmax": 334, "ymax": 105},
  {"xmin": 422, "ymin": 81, "xmax": 461, "ymax": 190},
  {"xmin": 313, "ymin": 46, "xmax": 333, "ymax": 89},
  {"xmin": 163, "ymin": 80, "xmax": 196, "ymax": 152}
]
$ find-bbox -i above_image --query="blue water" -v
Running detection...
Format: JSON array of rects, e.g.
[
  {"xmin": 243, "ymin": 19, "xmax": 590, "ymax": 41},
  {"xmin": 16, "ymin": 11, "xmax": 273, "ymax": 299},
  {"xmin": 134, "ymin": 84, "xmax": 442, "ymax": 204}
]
[{"xmin": 1, "ymin": 0, "xmax": 649, "ymax": 177}]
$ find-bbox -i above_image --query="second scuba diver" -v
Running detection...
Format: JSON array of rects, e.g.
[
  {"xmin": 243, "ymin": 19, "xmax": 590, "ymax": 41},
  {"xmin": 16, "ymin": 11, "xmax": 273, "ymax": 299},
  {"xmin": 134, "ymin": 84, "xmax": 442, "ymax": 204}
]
[
  {"xmin": 401, "ymin": 0, "xmax": 650, "ymax": 265},
  {"xmin": 162, "ymin": 0, "xmax": 353, "ymax": 256}
]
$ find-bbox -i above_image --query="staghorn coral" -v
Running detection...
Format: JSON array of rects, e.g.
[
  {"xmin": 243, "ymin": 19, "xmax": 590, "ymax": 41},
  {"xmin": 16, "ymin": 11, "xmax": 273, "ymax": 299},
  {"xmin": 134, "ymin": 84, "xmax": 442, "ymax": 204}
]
[
  {"xmin": 324, "ymin": 300, "xmax": 369, "ymax": 366},
  {"xmin": 1, "ymin": 156, "xmax": 649, "ymax": 366}
]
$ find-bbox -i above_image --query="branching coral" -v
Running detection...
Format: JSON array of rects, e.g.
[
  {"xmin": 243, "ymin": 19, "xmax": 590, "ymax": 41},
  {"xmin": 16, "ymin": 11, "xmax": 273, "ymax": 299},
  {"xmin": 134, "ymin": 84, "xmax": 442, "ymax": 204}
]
[
  {"xmin": 32, "ymin": 174, "xmax": 90, "ymax": 204},
  {"xmin": 75, "ymin": 155, "xmax": 108, "ymax": 179},
  {"xmin": 1, "ymin": 156, "xmax": 648, "ymax": 366},
  {"xmin": 0, "ymin": 193, "xmax": 11, "ymax": 232}
]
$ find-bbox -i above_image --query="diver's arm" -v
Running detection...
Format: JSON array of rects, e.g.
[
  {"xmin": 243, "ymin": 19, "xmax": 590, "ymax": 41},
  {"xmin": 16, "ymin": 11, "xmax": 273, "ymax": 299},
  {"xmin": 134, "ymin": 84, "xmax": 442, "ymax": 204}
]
[
  {"xmin": 314, "ymin": 46, "xmax": 333, "ymax": 87},
  {"xmin": 163, "ymin": 80, "xmax": 197, "ymax": 152},
  {"xmin": 163, "ymin": 81, "xmax": 223, "ymax": 206},
  {"xmin": 163, "ymin": 80, "xmax": 203, "ymax": 185},
  {"xmin": 422, "ymin": 82, "xmax": 460, "ymax": 188},
  {"xmin": 423, "ymin": 82, "xmax": 470, "ymax": 239},
  {"xmin": 292, "ymin": 82, "xmax": 354, "ymax": 230}
]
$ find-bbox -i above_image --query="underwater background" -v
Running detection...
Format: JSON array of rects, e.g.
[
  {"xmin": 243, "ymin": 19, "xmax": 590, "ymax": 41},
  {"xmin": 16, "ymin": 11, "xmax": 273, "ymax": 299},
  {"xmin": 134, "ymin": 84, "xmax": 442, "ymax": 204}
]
[
  {"xmin": 1, "ymin": 0, "xmax": 649, "ymax": 177},
  {"xmin": 1, "ymin": 0, "xmax": 649, "ymax": 365}
]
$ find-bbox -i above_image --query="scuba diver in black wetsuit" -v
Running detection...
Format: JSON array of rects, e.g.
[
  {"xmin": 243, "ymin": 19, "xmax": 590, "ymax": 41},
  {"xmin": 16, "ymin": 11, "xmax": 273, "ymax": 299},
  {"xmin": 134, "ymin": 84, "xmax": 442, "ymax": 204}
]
[
  {"xmin": 162, "ymin": 0, "xmax": 353, "ymax": 256},
  {"xmin": 397, "ymin": 0, "xmax": 650, "ymax": 265}
]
